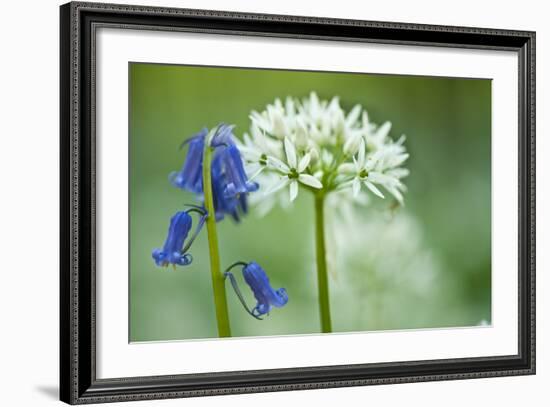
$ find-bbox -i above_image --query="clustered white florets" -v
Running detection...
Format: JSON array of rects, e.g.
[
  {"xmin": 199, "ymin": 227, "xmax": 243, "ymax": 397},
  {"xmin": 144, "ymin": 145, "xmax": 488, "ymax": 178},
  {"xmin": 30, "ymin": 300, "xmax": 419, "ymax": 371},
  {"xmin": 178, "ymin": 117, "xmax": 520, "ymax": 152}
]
[{"xmin": 237, "ymin": 92, "xmax": 410, "ymax": 212}]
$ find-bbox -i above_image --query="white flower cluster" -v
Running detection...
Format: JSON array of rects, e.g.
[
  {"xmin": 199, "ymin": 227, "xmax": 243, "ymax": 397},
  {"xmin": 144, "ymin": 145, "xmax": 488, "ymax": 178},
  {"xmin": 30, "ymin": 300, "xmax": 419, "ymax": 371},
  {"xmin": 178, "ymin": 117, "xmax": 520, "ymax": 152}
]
[{"xmin": 238, "ymin": 92, "xmax": 409, "ymax": 212}]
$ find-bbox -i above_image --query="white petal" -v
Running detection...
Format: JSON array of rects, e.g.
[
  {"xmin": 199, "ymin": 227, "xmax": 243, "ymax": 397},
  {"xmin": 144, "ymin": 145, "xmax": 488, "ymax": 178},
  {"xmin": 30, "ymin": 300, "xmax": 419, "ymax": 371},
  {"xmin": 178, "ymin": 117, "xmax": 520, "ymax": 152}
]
[
  {"xmin": 386, "ymin": 168, "xmax": 410, "ymax": 179},
  {"xmin": 352, "ymin": 156, "xmax": 362, "ymax": 173},
  {"xmin": 285, "ymin": 97, "xmax": 295, "ymax": 116},
  {"xmin": 368, "ymin": 171, "xmax": 395, "ymax": 185},
  {"xmin": 346, "ymin": 104, "xmax": 362, "ymax": 126},
  {"xmin": 364, "ymin": 181, "xmax": 385, "ymax": 199},
  {"xmin": 294, "ymin": 118, "xmax": 308, "ymax": 148},
  {"xmin": 387, "ymin": 186, "xmax": 404, "ymax": 205},
  {"xmin": 252, "ymin": 126, "xmax": 272, "ymax": 152},
  {"xmin": 321, "ymin": 150, "xmax": 334, "ymax": 166},
  {"xmin": 321, "ymin": 115, "xmax": 333, "ymax": 138},
  {"xmin": 357, "ymin": 139, "xmax": 366, "ymax": 167},
  {"xmin": 328, "ymin": 96, "xmax": 341, "ymax": 112},
  {"xmin": 265, "ymin": 177, "xmax": 289, "ymax": 196},
  {"xmin": 308, "ymin": 145, "xmax": 320, "ymax": 163},
  {"xmin": 310, "ymin": 92, "xmax": 320, "ymax": 116},
  {"xmin": 361, "ymin": 110, "xmax": 370, "ymax": 128},
  {"xmin": 264, "ymin": 137, "xmax": 285, "ymax": 159},
  {"xmin": 297, "ymin": 153, "xmax": 311, "ymax": 172},
  {"xmin": 366, "ymin": 150, "xmax": 383, "ymax": 170},
  {"xmin": 250, "ymin": 111, "xmax": 271, "ymax": 134},
  {"xmin": 284, "ymin": 137, "xmax": 297, "ymax": 168},
  {"xmin": 352, "ymin": 177, "xmax": 361, "ymax": 197},
  {"xmin": 298, "ymin": 174, "xmax": 323, "ymax": 189},
  {"xmin": 248, "ymin": 165, "xmax": 265, "ymax": 181},
  {"xmin": 337, "ymin": 163, "xmax": 356, "ymax": 174},
  {"xmin": 250, "ymin": 123, "xmax": 263, "ymax": 140},
  {"xmin": 289, "ymin": 180, "xmax": 299, "ymax": 201},
  {"xmin": 336, "ymin": 179, "xmax": 354, "ymax": 191},
  {"xmin": 310, "ymin": 125, "xmax": 323, "ymax": 143},
  {"xmin": 274, "ymin": 98, "xmax": 283, "ymax": 109},
  {"xmin": 388, "ymin": 153, "xmax": 409, "ymax": 167},
  {"xmin": 375, "ymin": 121, "xmax": 392, "ymax": 140},
  {"xmin": 240, "ymin": 133, "xmax": 251, "ymax": 147},
  {"xmin": 238, "ymin": 146, "xmax": 260, "ymax": 161},
  {"xmin": 271, "ymin": 110, "xmax": 289, "ymax": 139},
  {"xmin": 343, "ymin": 132, "xmax": 362, "ymax": 156},
  {"xmin": 396, "ymin": 134, "xmax": 406, "ymax": 145},
  {"xmin": 267, "ymin": 156, "xmax": 290, "ymax": 173}
]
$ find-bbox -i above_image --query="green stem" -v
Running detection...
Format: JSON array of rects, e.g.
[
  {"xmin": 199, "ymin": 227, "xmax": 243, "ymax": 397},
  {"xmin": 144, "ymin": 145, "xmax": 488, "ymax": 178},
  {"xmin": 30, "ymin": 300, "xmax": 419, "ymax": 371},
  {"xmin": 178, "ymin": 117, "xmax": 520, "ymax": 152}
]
[
  {"xmin": 202, "ymin": 141, "xmax": 231, "ymax": 337},
  {"xmin": 314, "ymin": 193, "xmax": 332, "ymax": 333}
]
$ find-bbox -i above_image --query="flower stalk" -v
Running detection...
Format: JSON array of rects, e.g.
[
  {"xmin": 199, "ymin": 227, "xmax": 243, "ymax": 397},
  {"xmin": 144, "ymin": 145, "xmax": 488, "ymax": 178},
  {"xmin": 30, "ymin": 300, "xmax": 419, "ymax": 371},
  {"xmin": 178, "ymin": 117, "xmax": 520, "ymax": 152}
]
[
  {"xmin": 202, "ymin": 138, "xmax": 232, "ymax": 337},
  {"xmin": 314, "ymin": 192, "xmax": 332, "ymax": 333}
]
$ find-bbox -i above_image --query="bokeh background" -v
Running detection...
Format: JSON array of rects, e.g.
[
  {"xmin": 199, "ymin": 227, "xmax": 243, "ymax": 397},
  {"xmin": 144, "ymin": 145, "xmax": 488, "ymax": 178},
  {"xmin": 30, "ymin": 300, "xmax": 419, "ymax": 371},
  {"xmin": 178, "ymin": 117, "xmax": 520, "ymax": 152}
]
[{"xmin": 129, "ymin": 63, "xmax": 491, "ymax": 342}]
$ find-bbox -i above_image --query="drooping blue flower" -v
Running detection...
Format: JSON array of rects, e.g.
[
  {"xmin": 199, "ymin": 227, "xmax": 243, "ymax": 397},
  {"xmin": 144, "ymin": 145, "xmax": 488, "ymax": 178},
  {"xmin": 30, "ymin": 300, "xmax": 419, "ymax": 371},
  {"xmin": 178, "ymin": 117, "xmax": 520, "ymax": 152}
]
[
  {"xmin": 211, "ymin": 149, "xmax": 257, "ymax": 222},
  {"xmin": 170, "ymin": 128, "xmax": 207, "ymax": 194},
  {"xmin": 152, "ymin": 207, "xmax": 206, "ymax": 268},
  {"xmin": 219, "ymin": 144, "xmax": 259, "ymax": 198},
  {"xmin": 170, "ymin": 124, "xmax": 259, "ymax": 223},
  {"xmin": 211, "ymin": 153, "xmax": 236, "ymax": 221},
  {"xmin": 224, "ymin": 261, "xmax": 288, "ymax": 319},
  {"xmin": 243, "ymin": 262, "xmax": 288, "ymax": 316}
]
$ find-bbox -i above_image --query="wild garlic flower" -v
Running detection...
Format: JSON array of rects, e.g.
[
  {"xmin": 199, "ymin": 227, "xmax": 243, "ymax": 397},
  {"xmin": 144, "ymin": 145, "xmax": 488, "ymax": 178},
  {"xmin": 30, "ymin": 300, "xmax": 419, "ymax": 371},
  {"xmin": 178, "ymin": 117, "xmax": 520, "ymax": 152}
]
[
  {"xmin": 266, "ymin": 138, "xmax": 322, "ymax": 202},
  {"xmin": 241, "ymin": 92, "xmax": 410, "ymax": 213}
]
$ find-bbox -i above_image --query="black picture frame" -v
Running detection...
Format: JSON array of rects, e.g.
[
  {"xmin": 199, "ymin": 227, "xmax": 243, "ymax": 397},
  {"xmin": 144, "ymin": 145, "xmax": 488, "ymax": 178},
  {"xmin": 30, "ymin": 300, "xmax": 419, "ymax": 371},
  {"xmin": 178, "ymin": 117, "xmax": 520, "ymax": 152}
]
[{"xmin": 60, "ymin": 1, "xmax": 536, "ymax": 404}]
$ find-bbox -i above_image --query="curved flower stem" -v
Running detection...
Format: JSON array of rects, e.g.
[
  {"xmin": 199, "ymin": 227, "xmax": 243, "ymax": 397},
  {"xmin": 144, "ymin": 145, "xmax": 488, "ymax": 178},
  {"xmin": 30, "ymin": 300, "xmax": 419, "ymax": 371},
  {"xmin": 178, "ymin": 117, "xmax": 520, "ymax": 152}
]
[
  {"xmin": 314, "ymin": 192, "xmax": 332, "ymax": 333},
  {"xmin": 202, "ymin": 142, "xmax": 232, "ymax": 337}
]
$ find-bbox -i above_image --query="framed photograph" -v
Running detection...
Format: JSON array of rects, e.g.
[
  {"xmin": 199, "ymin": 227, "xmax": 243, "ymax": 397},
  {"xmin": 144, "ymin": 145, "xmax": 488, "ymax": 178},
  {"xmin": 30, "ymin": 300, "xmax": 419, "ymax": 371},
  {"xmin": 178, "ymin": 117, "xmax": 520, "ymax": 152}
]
[{"xmin": 60, "ymin": 1, "xmax": 536, "ymax": 404}]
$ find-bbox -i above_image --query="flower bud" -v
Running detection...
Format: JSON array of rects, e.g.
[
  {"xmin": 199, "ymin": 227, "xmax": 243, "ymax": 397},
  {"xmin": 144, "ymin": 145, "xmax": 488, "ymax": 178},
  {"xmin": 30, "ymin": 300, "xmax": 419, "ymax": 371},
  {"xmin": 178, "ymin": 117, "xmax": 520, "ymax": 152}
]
[{"xmin": 343, "ymin": 131, "xmax": 363, "ymax": 156}]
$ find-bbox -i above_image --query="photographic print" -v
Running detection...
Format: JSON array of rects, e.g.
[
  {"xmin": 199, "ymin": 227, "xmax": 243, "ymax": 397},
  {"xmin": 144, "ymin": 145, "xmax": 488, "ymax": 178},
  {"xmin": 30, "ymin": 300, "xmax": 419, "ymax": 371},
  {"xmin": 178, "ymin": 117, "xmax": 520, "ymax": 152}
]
[
  {"xmin": 129, "ymin": 63, "xmax": 491, "ymax": 342},
  {"xmin": 60, "ymin": 5, "xmax": 535, "ymax": 402}
]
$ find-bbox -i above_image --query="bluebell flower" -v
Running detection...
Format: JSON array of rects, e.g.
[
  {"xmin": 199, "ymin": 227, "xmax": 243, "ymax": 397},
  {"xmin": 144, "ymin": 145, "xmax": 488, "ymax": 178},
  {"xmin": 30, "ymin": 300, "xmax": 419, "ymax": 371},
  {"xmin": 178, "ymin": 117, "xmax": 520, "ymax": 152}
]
[
  {"xmin": 211, "ymin": 153, "xmax": 237, "ymax": 221},
  {"xmin": 211, "ymin": 149, "xmax": 257, "ymax": 222},
  {"xmin": 224, "ymin": 261, "xmax": 288, "ymax": 319},
  {"xmin": 243, "ymin": 262, "xmax": 288, "ymax": 316},
  {"xmin": 171, "ymin": 124, "xmax": 259, "ymax": 222},
  {"xmin": 210, "ymin": 123, "xmax": 236, "ymax": 148},
  {"xmin": 152, "ymin": 207, "xmax": 206, "ymax": 268},
  {"xmin": 219, "ymin": 144, "xmax": 259, "ymax": 198},
  {"xmin": 170, "ymin": 128, "xmax": 207, "ymax": 194}
]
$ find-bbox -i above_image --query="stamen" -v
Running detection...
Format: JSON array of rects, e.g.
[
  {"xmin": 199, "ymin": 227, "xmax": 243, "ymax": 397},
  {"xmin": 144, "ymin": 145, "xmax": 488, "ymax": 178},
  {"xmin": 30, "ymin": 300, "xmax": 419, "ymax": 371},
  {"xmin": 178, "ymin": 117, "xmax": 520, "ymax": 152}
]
[{"xmin": 288, "ymin": 168, "xmax": 300, "ymax": 179}]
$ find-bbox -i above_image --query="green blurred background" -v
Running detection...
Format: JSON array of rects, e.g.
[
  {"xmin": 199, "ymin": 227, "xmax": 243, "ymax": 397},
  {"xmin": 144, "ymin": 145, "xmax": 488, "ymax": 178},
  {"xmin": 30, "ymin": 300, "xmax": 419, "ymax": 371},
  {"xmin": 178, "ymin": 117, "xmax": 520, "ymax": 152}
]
[{"xmin": 129, "ymin": 63, "xmax": 491, "ymax": 342}]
